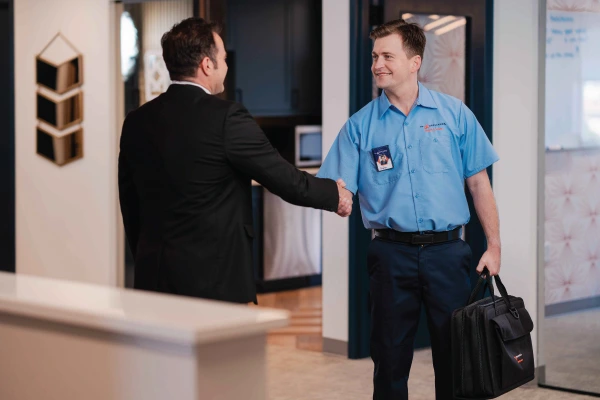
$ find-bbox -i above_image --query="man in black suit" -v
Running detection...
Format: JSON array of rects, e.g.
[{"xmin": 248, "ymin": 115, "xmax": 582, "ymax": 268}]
[{"xmin": 118, "ymin": 17, "xmax": 352, "ymax": 304}]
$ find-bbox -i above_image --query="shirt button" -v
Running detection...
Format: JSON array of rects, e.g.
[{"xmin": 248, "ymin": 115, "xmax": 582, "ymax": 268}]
[
  {"xmin": 411, "ymin": 169, "xmax": 416, "ymax": 173},
  {"xmin": 408, "ymin": 145, "xmax": 413, "ymax": 149},
  {"xmin": 418, "ymin": 218, "xmax": 423, "ymax": 223},
  {"xmin": 404, "ymin": 121, "xmax": 409, "ymax": 126},
  {"xmin": 415, "ymin": 194, "xmax": 420, "ymax": 199},
  {"xmin": 433, "ymin": 138, "xmax": 438, "ymax": 143}
]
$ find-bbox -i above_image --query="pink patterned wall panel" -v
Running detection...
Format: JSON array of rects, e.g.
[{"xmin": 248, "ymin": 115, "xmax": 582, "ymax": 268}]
[
  {"xmin": 405, "ymin": 14, "xmax": 466, "ymax": 102},
  {"xmin": 545, "ymin": 150, "xmax": 600, "ymax": 305},
  {"xmin": 548, "ymin": 0, "xmax": 600, "ymax": 12}
]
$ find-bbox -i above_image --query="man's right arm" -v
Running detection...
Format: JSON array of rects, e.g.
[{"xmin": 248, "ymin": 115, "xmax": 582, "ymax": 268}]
[{"xmin": 223, "ymin": 103, "xmax": 351, "ymax": 215}]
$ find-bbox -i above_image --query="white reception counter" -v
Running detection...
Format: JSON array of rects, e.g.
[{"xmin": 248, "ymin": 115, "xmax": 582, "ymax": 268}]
[{"xmin": 0, "ymin": 271, "xmax": 289, "ymax": 400}]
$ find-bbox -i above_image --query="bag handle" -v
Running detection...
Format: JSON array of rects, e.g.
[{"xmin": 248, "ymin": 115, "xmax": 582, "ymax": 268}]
[
  {"xmin": 493, "ymin": 274, "xmax": 519, "ymax": 318},
  {"xmin": 467, "ymin": 272, "xmax": 493, "ymax": 305},
  {"xmin": 466, "ymin": 268, "xmax": 519, "ymax": 318}
]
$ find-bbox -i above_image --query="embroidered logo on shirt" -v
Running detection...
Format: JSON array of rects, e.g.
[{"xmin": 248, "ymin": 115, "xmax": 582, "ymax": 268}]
[
  {"xmin": 420, "ymin": 122, "xmax": 447, "ymax": 132},
  {"xmin": 371, "ymin": 145, "xmax": 394, "ymax": 172}
]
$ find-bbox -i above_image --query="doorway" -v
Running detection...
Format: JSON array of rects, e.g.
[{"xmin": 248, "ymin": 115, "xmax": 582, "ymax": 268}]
[
  {"xmin": 115, "ymin": 0, "xmax": 196, "ymax": 288},
  {"xmin": 348, "ymin": 0, "xmax": 494, "ymax": 358}
]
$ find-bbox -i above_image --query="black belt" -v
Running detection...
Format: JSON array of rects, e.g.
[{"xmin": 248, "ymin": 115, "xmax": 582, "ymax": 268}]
[{"xmin": 374, "ymin": 227, "xmax": 461, "ymax": 245}]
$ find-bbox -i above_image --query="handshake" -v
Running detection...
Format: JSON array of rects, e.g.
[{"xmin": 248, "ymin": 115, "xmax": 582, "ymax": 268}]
[{"xmin": 336, "ymin": 179, "xmax": 353, "ymax": 217}]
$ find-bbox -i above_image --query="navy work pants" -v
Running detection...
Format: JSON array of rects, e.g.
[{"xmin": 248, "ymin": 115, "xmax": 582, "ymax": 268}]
[{"xmin": 368, "ymin": 237, "xmax": 472, "ymax": 400}]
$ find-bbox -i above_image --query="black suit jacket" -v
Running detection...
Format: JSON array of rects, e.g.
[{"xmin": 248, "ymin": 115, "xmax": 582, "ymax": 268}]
[{"xmin": 118, "ymin": 84, "xmax": 338, "ymax": 303}]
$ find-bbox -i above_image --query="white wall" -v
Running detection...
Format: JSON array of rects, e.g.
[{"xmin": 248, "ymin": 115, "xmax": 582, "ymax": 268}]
[
  {"xmin": 15, "ymin": 0, "xmax": 119, "ymax": 285},
  {"xmin": 321, "ymin": 0, "xmax": 351, "ymax": 346},
  {"xmin": 493, "ymin": 0, "xmax": 541, "ymax": 361}
]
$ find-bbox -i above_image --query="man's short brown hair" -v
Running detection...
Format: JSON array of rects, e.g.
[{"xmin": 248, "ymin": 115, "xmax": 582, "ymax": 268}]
[
  {"xmin": 370, "ymin": 19, "xmax": 426, "ymax": 60},
  {"xmin": 161, "ymin": 17, "xmax": 222, "ymax": 80}
]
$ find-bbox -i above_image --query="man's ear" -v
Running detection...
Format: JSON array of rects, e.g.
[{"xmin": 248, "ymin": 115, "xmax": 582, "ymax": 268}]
[
  {"xmin": 411, "ymin": 55, "xmax": 422, "ymax": 73},
  {"xmin": 199, "ymin": 57, "xmax": 212, "ymax": 76}
]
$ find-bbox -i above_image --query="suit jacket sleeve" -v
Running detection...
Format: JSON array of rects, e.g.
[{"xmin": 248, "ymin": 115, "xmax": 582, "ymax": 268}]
[
  {"xmin": 118, "ymin": 117, "xmax": 140, "ymax": 257},
  {"xmin": 223, "ymin": 103, "xmax": 339, "ymax": 212}
]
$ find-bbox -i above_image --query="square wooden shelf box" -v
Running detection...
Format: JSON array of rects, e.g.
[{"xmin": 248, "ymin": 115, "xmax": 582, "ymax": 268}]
[
  {"xmin": 36, "ymin": 86, "xmax": 83, "ymax": 130},
  {"xmin": 36, "ymin": 33, "xmax": 83, "ymax": 95},
  {"xmin": 36, "ymin": 122, "xmax": 83, "ymax": 166}
]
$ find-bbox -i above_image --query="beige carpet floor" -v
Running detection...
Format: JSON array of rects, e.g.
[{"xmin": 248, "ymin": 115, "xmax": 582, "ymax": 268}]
[{"xmin": 266, "ymin": 344, "xmax": 597, "ymax": 399}]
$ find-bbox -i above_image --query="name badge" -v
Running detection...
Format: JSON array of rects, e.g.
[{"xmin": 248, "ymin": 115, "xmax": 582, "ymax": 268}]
[{"xmin": 371, "ymin": 145, "xmax": 394, "ymax": 172}]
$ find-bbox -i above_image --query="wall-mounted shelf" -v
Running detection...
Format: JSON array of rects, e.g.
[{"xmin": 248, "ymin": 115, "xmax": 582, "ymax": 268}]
[
  {"xmin": 36, "ymin": 33, "xmax": 83, "ymax": 95},
  {"xmin": 36, "ymin": 122, "xmax": 83, "ymax": 166},
  {"xmin": 35, "ymin": 32, "xmax": 84, "ymax": 166}
]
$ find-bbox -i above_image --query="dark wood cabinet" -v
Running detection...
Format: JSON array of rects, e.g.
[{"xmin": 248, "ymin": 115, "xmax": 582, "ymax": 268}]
[{"xmin": 226, "ymin": 0, "xmax": 321, "ymax": 116}]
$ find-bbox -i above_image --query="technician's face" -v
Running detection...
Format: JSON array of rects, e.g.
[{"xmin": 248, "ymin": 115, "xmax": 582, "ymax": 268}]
[{"xmin": 372, "ymin": 34, "xmax": 420, "ymax": 91}]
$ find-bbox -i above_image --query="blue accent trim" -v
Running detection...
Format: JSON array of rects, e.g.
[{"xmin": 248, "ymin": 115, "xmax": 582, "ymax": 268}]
[
  {"xmin": 0, "ymin": 0, "xmax": 15, "ymax": 273},
  {"xmin": 466, "ymin": 0, "xmax": 495, "ymax": 292},
  {"xmin": 545, "ymin": 296, "xmax": 600, "ymax": 317},
  {"xmin": 348, "ymin": 0, "xmax": 374, "ymax": 360}
]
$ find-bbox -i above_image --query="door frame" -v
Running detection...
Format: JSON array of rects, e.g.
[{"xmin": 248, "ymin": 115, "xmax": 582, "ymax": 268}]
[
  {"xmin": 115, "ymin": 0, "xmax": 204, "ymax": 287},
  {"xmin": 0, "ymin": 0, "xmax": 15, "ymax": 273},
  {"xmin": 347, "ymin": 0, "xmax": 495, "ymax": 359}
]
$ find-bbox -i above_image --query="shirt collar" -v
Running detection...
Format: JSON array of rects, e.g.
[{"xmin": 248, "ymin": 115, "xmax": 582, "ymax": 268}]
[
  {"xmin": 378, "ymin": 82, "xmax": 438, "ymax": 119},
  {"xmin": 170, "ymin": 80, "xmax": 211, "ymax": 94},
  {"xmin": 416, "ymin": 82, "xmax": 437, "ymax": 109}
]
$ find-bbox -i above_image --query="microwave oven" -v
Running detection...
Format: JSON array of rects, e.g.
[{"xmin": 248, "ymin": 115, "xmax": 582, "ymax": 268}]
[{"xmin": 294, "ymin": 125, "xmax": 322, "ymax": 167}]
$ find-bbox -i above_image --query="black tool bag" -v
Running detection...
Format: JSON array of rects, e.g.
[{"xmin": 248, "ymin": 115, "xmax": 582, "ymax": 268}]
[{"xmin": 451, "ymin": 271, "xmax": 535, "ymax": 399}]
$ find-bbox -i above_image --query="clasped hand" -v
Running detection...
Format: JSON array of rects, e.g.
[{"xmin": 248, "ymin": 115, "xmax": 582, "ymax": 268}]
[{"xmin": 336, "ymin": 179, "xmax": 353, "ymax": 217}]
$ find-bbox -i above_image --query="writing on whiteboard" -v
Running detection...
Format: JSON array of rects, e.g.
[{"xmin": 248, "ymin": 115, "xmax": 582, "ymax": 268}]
[
  {"xmin": 546, "ymin": 14, "xmax": 588, "ymax": 59},
  {"xmin": 545, "ymin": 9, "xmax": 600, "ymax": 150}
]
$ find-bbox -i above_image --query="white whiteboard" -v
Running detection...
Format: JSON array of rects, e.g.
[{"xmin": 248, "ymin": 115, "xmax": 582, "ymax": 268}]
[{"xmin": 546, "ymin": 10, "xmax": 600, "ymax": 150}]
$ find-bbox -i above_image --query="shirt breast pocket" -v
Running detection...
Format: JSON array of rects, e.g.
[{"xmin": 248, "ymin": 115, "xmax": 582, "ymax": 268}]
[
  {"xmin": 420, "ymin": 134, "xmax": 454, "ymax": 174},
  {"xmin": 361, "ymin": 145, "xmax": 403, "ymax": 185}
]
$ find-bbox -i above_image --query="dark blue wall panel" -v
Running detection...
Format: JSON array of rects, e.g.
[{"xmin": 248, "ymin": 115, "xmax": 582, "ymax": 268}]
[{"xmin": 0, "ymin": 0, "xmax": 15, "ymax": 273}]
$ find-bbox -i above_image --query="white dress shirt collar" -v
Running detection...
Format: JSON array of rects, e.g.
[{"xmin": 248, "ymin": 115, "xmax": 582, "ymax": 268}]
[{"xmin": 171, "ymin": 80, "xmax": 211, "ymax": 94}]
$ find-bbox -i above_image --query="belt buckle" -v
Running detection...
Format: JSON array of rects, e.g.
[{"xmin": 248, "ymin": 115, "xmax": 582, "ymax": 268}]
[{"xmin": 411, "ymin": 233, "xmax": 434, "ymax": 245}]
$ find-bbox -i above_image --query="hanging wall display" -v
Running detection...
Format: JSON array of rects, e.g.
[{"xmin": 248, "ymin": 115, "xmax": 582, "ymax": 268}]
[
  {"xmin": 35, "ymin": 33, "xmax": 84, "ymax": 166},
  {"xmin": 144, "ymin": 50, "xmax": 171, "ymax": 102}
]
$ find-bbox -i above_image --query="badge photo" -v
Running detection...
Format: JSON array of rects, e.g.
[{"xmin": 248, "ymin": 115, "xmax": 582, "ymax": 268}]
[{"xmin": 371, "ymin": 145, "xmax": 394, "ymax": 172}]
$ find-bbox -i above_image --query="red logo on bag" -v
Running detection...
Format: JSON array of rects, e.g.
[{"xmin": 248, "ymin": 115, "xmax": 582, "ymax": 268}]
[{"xmin": 514, "ymin": 354, "xmax": 524, "ymax": 364}]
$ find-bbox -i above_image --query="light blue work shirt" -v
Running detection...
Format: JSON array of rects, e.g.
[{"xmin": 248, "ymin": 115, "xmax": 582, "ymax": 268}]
[{"xmin": 317, "ymin": 82, "xmax": 499, "ymax": 233}]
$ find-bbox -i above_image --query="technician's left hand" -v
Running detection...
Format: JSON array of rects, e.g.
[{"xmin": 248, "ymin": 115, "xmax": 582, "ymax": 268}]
[{"xmin": 476, "ymin": 246, "xmax": 501, "ymax": 276}]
